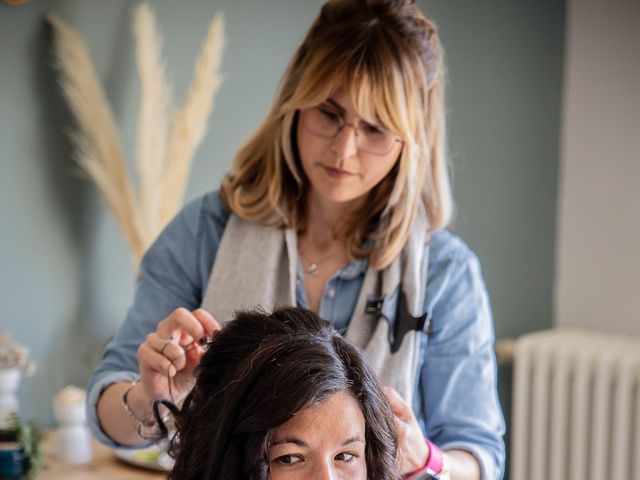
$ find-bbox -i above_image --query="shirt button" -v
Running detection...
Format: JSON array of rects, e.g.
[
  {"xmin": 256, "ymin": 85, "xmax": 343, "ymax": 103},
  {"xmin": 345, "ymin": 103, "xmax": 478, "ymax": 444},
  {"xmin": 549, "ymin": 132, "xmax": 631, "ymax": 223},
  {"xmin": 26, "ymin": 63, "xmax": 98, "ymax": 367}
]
[{"xmin": 327, "ymin": 288, "xmax": 336, "ymax": 298}]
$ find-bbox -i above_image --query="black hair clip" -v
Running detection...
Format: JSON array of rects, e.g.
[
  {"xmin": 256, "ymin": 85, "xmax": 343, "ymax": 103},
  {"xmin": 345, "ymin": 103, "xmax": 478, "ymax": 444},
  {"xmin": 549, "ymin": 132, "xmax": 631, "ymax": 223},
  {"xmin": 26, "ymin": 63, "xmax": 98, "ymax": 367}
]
[
  {"xmin": 365, "ymin": 297, "xmax": 385, "ymax": 315},
  {"xmin": 365, "ymin": 287, "xmax": 431, "ymax": 353}
]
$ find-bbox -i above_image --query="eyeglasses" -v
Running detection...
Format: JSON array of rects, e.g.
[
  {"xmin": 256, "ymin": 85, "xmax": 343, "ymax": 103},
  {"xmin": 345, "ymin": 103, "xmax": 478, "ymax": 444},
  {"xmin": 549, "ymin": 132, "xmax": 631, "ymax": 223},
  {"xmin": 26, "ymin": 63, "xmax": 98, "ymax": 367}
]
[{"xmin": 299, "ymin": 105, "xmax": 402, "ymax": 156}]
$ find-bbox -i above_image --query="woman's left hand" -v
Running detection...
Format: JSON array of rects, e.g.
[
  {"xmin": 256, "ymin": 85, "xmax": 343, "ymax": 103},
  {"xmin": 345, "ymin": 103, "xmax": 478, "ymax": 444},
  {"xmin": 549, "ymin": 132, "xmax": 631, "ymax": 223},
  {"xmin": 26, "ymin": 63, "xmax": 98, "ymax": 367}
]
[{"xmin": 385, "ymin": 387, "xmax": 429, "ymax": 474}]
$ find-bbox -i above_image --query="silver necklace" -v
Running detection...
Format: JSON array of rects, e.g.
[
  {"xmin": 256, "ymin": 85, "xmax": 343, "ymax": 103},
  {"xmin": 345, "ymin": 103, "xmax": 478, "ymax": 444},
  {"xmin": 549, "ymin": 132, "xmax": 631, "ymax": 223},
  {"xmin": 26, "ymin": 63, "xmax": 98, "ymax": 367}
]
[{"xmin": 299, "ymin": 248, "xmax": 337, "ymax": 278}]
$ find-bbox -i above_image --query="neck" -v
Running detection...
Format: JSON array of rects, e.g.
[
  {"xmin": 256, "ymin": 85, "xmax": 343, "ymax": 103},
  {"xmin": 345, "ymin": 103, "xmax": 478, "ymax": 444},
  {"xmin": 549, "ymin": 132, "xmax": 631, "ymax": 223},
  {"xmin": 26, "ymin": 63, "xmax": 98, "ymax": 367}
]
[{"xmin": 303, "ymin": 191, "xmax": 362, "ymax": 248}]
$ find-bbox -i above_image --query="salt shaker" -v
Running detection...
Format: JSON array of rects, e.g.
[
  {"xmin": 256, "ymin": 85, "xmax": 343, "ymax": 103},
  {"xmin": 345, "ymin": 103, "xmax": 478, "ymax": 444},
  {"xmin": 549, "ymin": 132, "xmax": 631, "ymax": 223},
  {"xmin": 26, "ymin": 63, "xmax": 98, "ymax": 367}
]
[{"xmin": 53, "ymin": 386, "xmax": 92, "ymax": 464}]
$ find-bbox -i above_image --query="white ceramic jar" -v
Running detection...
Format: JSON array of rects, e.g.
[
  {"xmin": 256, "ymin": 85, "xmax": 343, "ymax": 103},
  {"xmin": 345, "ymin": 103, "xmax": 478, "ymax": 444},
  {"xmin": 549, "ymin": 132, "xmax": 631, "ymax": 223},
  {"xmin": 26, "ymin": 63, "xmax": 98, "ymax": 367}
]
[
  {"xmin": 53, "ymin": 387, "xmax": 92, "ymax": 464},
  {"xmin": 0, "ymin": 367, "xmax": 21, "ymax": 428}
]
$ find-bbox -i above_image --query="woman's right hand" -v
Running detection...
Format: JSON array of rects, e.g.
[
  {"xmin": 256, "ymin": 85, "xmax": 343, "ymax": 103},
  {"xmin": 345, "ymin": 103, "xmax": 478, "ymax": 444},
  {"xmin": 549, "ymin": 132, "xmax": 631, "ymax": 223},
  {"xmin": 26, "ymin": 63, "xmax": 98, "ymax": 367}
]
[{"xmin": 136, "ymin": 307, "xmax": 220, "ymax": 403}]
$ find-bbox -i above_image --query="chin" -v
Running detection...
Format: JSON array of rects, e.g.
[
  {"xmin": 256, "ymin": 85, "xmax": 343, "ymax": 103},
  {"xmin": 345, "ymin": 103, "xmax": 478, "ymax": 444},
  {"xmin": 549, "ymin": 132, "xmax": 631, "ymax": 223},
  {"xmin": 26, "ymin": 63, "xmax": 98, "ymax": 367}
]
[{"xmin": 312, "ymin": 182, "xmax": 366, "ymax": 205}]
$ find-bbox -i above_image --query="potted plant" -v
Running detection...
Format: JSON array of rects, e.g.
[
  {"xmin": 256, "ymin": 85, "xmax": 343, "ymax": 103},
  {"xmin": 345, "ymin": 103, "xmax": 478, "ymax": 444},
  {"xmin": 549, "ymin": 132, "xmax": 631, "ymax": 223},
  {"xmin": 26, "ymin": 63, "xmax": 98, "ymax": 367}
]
[{"xmin": 0, "ymin": 414, "xmax": 44, "ymax": 479}]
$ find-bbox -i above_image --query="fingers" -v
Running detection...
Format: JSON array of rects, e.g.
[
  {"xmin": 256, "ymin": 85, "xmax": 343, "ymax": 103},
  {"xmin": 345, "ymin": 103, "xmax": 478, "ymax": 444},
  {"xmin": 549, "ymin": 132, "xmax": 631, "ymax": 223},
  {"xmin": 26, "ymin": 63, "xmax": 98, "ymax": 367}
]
[
  {"xmin": 139, "ymin": 307, "xmax": 219, "ymax": 390},
  {"xmin": 384, "ymin": 386, "xmax": 415, "ymax": 422},
  {"xmin": 384, "ymin": 387, "xmax": 430, "ymax": 473},
  {"xmin": 145, "ymin": 333, "xmax": 187, "ymax": 372},
  {"xmin": 157, "ymin": 307, "xmax": 220, "ymax": 345},
  {"xmin": 192, "ymin": 308, "xmax": 221, "ymax": 338},
  {"xmin": 137, "ymin": 341, "xmax": 178, "ymax": 378},
  {"xmin": 179, "ymin": 309, "xmax": 220, "ymax": 357}
]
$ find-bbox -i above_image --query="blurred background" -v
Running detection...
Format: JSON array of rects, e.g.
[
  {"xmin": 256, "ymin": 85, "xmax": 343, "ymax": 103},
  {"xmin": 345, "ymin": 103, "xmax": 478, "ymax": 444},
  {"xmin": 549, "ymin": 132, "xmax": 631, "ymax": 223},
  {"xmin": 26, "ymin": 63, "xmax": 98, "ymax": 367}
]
[{"xmin": 0, "ymin": 0, "xmax": 638, "ymax": 476}]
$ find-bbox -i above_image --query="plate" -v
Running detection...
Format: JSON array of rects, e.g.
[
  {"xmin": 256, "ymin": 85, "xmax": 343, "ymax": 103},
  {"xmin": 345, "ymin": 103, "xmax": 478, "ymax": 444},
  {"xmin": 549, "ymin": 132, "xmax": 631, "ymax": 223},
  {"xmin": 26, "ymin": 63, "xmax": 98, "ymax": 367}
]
[{"xmin": 113, "ymin": 443, "xmax": 174, "ymax": 472}]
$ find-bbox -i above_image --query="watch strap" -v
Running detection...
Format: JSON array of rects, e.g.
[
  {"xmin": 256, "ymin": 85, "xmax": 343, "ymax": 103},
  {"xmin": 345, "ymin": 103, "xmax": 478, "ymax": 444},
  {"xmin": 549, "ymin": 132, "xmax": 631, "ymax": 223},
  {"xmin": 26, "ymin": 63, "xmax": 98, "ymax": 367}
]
[{"xmin": 404, "ymin": 439, "xmax": 444, "ymax": 479}]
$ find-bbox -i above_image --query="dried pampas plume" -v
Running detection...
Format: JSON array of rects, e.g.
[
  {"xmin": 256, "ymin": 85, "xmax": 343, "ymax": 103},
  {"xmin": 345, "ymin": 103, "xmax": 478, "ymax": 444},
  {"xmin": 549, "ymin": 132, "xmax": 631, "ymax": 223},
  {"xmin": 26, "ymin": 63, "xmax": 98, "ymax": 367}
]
[
  {"xmin": 47, "ymin": 4, "xmax": 225, "ymax": 268},
  {"xmin": 46, "ymin": 14, "xmax": 144, "ymax": 260},
  {"xmin": 134, "ymin": 3, "xmax": 172, "ymax": 244}
]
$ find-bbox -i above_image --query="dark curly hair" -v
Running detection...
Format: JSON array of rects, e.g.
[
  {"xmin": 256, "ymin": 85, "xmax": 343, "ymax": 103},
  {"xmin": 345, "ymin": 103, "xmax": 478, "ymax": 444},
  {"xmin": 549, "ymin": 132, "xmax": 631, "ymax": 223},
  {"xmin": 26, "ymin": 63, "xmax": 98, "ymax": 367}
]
[{"xmin": 162, "ymin": 307, "xmax": 399, "ymax": 479}]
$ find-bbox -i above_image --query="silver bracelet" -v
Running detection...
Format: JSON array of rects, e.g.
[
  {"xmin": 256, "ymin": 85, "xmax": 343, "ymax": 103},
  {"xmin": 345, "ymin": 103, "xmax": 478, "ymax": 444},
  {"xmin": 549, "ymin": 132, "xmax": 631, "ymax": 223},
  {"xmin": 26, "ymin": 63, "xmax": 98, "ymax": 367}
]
[{"xmin": 122, "ymin": 379, "xmax": 155, "ymax": 428}]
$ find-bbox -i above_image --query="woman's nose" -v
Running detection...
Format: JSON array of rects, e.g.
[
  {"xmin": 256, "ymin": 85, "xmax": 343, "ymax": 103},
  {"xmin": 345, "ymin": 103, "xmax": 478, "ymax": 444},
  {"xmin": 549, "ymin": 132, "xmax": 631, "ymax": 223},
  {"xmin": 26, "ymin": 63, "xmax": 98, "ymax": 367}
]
[
  {"xmin": 313, "ymin": 463, "xmax": 336, "ymax": 480},
  {"xmin": 331, "ymin": 123, "xmax": 358, "ymax": 159}
]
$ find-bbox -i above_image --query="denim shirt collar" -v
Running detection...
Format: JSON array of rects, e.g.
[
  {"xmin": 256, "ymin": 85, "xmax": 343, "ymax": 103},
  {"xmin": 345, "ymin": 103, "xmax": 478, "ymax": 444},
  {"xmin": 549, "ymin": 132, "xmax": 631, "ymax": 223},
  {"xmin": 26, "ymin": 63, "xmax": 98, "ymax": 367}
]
[{"xmin": 337, "ymin": 256, "xmax": 368, "ymax": 280}]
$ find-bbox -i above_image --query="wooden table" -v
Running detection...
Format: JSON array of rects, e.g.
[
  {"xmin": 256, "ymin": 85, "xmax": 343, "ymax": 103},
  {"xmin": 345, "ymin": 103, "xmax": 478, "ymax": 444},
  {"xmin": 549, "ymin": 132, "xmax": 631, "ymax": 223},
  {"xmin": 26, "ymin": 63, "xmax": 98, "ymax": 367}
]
[{"xmin": 39, "ymin": 432, "xmax": 165, "ymax": 479}]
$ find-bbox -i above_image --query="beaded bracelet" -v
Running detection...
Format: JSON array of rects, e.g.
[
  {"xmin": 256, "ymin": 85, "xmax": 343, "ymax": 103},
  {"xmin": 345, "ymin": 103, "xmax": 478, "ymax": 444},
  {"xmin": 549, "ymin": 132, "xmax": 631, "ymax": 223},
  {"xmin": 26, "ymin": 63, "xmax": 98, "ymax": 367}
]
[{"xmin": 122, "ymin": 379, "xmax": 156, "ymax": 429}]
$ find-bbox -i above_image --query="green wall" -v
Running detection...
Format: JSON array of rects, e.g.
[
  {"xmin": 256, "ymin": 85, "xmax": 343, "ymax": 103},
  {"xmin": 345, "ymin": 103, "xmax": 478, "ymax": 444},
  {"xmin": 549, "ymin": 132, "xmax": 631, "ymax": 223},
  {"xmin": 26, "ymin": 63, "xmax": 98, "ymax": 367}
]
[
  {"xmin": 0, "ymin": 0, "xmax": 564, "ymax": 426},
  {"xmin": 422, "ymin": 1, "xmax": 565, "ymax": 340}
]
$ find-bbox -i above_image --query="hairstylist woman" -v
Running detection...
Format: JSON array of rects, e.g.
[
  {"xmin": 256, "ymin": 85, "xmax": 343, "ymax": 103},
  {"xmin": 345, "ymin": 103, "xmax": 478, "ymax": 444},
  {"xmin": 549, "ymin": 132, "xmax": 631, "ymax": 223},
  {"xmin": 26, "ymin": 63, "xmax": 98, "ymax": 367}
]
[{"xmin": 87, "ymin": 1, "xmax": 505, "ymax": 478}]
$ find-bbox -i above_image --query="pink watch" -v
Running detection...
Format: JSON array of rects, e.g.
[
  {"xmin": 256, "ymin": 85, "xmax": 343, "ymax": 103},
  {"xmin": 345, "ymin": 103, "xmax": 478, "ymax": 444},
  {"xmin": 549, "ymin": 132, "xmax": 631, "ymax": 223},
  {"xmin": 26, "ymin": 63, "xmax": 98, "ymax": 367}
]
[{"xmin": 404, "ymin": 439, "xmax": 445, "ymax": 479}]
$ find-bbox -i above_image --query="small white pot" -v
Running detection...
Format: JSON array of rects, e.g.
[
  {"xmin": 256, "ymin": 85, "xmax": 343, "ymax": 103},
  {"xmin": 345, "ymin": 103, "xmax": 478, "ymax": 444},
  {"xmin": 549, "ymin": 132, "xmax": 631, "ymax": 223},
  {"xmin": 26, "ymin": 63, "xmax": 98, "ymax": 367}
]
[
  {"xmin": 0, "ymin": 367, "xmax": 22, "ymax": 428},
  {"xmin": 53, "ymin": 402, "xmax": 87, "ymax": 425}
]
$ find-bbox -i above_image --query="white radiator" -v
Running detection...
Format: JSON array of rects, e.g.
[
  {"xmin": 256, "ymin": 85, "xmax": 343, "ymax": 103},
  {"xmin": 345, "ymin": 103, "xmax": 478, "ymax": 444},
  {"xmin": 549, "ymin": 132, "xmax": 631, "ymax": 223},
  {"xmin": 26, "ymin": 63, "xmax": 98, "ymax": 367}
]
[{"xmin": 511, "ymin": 329, "xmax": 640, "ymax": 480}]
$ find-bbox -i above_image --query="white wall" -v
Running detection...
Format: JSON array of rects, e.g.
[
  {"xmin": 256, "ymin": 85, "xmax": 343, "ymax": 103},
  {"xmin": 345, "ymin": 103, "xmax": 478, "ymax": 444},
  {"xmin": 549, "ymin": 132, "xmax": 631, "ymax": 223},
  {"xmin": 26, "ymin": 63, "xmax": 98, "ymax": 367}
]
[{"xmin": 555, "ymin": 0, "xmax": 640, "ymax": 333}]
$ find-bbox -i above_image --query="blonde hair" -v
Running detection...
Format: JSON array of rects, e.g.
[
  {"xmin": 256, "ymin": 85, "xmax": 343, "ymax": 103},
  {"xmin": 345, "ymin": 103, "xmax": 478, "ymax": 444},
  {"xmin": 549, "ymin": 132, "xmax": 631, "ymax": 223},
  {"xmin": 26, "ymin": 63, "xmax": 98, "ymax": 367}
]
[{"xmin": 220, "ymin": 0, "xmax": 452, "ymax": 269}]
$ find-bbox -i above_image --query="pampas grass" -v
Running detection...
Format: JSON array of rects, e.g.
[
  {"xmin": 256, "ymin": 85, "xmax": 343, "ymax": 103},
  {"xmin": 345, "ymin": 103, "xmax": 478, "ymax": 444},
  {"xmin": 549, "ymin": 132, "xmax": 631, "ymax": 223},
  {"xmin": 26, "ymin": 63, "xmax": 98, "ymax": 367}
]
[
  {"xmin": 48, "ymin": 4, "xmax": 225, "ymax": 268},
  {"xmin": 47, "ymin": 14, "xmax": 144, "ymax": 261},
  {"xmin": 159, "ymin": 12, "xmax": 225, "ymax": 227},
  {"xmin": 134, "ymin": 3, "xmax": 172, "ymax": 243}
]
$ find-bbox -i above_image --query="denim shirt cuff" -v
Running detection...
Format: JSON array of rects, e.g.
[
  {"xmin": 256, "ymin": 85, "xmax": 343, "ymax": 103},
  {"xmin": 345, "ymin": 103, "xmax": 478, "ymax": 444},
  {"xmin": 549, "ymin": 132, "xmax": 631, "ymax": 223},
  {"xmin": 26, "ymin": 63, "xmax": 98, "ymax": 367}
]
[{"xmin": 440, "ymin": 441, "xmax": 499, "ymax": 480}]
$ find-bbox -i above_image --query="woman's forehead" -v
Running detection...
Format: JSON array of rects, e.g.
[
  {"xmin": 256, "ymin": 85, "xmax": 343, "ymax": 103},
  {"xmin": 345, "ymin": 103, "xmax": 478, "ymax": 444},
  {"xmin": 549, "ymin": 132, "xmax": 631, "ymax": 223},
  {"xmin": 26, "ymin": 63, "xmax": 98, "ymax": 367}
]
[
  {"xmin": 291, "ymin": 65, "xmax": 408, "ymax": 134},
  {"xmin": 321, "ymin": 82, "xmax": 391, "ymax": 125},
  {"xmin": 269, "ymin": 391, "xmax": 366, "ymax": 443}
]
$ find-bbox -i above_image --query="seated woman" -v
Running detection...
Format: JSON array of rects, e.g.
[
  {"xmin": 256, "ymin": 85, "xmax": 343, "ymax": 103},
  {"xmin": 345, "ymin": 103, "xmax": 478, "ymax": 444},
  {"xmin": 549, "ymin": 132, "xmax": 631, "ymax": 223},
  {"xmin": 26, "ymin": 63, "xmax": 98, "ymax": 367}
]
[{"xmin": 161, "ymin": 307, "xmax": 400, "ymax": 480}]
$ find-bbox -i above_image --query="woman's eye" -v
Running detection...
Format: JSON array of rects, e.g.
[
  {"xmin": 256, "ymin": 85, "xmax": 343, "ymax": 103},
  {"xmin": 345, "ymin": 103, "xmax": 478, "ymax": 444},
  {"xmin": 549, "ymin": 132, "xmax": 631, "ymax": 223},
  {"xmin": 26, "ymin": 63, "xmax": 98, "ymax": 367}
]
[
  {"xmin": 335, "ymin": 452, "xmax": 356, "ymax": 462},
  {"xmin": 363, "ymin": 123, "xmax": 385, "ymax": 136},
  {"xmin": 318, "ymin": 107, "xmax": 341, "ymax": 123},
  {"xmin": 276, "ymin": 454, "xmax": 303, "ymax": 465}
]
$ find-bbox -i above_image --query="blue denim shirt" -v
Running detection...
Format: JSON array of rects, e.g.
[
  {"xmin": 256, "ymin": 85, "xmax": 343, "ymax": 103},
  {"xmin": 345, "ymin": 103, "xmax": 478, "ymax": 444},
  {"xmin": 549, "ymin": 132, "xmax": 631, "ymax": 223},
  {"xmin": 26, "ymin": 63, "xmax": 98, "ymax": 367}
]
[{"xmin": 87, "ymin": 191, "xmax": 506, "ymax": 479}]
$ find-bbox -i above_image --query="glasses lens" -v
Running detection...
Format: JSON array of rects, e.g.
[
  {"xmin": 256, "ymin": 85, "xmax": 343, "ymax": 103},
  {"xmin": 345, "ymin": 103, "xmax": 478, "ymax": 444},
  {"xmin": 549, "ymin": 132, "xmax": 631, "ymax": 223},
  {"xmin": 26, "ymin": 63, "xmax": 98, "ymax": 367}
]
[
  {"xmin": 301, "ymin": 107, "xmax": 399, "ymax": 155},
  {"xmin": 358, "ymin": 126, "xmax": 397, "ymax": 155},
  {"xmin": 301, "ymin": 107, "xmax": 340, "ymax": 139}
]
